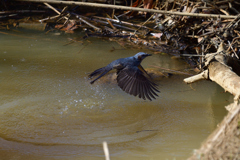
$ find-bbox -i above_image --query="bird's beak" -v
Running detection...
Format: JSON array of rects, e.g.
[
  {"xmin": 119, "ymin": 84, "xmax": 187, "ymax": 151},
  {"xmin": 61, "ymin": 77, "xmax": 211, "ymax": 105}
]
[{"xmin": 146, "ymin": 54, "xmax": 152, "ymax": 56}]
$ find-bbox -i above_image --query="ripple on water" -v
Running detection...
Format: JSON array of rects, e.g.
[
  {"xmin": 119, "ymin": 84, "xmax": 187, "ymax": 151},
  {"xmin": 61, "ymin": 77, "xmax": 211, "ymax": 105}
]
[{"xmin": 0, "ymin": 93, "xmax": 161, "ymax": 146}]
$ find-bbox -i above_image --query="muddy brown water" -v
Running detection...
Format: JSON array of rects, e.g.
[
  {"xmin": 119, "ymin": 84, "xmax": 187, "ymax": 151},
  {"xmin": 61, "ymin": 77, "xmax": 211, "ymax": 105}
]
[{"xmin": 0, "ymin": 30, "xmax": 231, "ymax": 160}]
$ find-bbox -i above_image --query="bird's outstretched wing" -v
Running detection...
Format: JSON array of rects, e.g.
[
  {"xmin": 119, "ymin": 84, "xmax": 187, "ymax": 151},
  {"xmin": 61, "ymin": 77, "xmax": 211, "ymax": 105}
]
[{"xmin": 117, "ymin": 66, "xmax": 160, "ymax": 101}]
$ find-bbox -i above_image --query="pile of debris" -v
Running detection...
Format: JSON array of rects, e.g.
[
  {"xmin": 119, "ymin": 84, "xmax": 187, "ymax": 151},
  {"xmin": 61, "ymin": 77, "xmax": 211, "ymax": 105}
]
[
  {"xmin": 2, "ymin": 1, "xmax": 239, "ymax": 66},
  {"xmin": 1, "ymin": 0, "xmax": 240, "ymax": 159}
]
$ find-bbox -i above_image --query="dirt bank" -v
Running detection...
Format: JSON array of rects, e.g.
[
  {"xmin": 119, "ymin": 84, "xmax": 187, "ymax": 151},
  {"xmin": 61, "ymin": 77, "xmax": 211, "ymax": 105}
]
[{"xmin": 189, "ymin": 104, "xmax": 240, "ymax": 160}]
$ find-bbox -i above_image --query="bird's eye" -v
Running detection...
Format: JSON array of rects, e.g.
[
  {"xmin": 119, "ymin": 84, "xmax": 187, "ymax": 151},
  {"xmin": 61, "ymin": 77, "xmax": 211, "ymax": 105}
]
[{"xmin": 138, "ymin": 55, "xmax": 142, "ymax": 60}]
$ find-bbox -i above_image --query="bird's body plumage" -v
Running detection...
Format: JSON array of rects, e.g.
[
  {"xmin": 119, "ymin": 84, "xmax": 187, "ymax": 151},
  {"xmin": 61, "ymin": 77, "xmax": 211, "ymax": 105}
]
[{"xmin": 89, "ymin": 52, "xmax": 159, "ymax": 100}]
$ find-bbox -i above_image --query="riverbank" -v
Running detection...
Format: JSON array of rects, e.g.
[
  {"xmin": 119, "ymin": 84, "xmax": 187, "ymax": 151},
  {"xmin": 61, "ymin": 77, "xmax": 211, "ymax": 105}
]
[
  {"xmin": 1, "ymin": 0, "xmax": 240, "ymax": 159},
  {"xmin": 189, "ymin": 103, "xmax": 240, "ymax": 160}
]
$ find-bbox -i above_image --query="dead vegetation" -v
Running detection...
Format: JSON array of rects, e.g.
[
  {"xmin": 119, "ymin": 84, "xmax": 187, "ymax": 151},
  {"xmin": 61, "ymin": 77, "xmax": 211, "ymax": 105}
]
[{"xmin": 1, "ymin": 0, "xmax": 240, "ymax": 159}]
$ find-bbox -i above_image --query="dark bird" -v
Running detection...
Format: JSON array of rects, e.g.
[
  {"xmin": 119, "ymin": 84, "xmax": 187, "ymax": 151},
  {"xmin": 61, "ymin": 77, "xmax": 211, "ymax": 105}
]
[{"xmin": 88, "ymin": 52, "xmax": 160, "ymax": 100}]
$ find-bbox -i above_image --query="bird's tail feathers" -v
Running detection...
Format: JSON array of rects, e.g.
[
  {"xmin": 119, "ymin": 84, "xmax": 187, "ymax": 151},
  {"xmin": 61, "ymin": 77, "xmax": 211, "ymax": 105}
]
[
  {"xmin": 89, "ymin": 67, "xmax": 105, "ymax": 79},
  {"xmin": 89, "ymin": 67, "xmax": 112, "ymax": 84}
]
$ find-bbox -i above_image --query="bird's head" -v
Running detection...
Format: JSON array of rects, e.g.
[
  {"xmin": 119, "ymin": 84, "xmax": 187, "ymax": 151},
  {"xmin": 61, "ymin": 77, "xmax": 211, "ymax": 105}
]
[{"xmin": 134, "ymin": 52, "xmax": 152, "ymax": 61}]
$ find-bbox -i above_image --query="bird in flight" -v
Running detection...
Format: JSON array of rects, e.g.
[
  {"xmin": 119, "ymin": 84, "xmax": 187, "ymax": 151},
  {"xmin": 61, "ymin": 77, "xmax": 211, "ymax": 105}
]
[{"xmin": 88, "ymin": 52, "xmax": 159, "ymax": 100}]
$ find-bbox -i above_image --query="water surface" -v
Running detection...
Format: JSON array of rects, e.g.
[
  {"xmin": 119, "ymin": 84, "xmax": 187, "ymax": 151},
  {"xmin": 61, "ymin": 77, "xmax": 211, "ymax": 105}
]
[{"xmin": 0, "ymin": 30, "xmax": 231, "ymax": 160}]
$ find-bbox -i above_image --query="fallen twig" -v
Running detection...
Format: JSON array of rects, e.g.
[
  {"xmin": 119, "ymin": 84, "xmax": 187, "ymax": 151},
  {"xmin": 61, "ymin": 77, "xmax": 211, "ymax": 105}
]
[
  {"xmin": 17, "ymin": 0, "xmax": 238, "ymax": 19},
  {"xmin": 103, "ymin": 141, "xmax": 110, "ymax": 160}
]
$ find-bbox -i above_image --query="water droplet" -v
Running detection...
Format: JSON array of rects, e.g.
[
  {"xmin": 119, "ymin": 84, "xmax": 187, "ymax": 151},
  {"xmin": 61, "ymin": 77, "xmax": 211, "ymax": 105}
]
[{"xmin": 20, "ymin": 58, "xmax": 26, "ymax": 62}]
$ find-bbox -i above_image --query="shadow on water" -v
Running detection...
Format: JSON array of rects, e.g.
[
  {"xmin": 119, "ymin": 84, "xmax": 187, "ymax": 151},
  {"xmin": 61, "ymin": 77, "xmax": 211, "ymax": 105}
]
[{"xmin": 0, "ymin": 30, "xmax": 231, "ymax": 160}]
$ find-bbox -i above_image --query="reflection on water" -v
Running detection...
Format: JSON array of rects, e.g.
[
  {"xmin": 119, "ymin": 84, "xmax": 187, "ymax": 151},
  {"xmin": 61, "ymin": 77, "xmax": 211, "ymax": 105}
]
[{"xmin": 0, "ymin": 30, "xmax": 231, "ymax": 160}]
